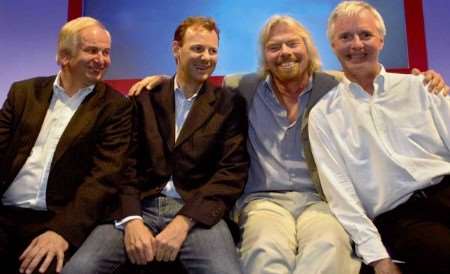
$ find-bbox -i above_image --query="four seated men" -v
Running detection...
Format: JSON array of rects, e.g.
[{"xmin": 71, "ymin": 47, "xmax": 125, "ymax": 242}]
[{"xmin": 1, "ymin": 2, "xmax": 449, "ymax": 274}]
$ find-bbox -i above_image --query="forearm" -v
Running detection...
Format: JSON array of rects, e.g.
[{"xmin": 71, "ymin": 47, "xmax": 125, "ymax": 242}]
[{"xmin": 308, "ymin": 110, "xmax": 390, "ymax": 264}]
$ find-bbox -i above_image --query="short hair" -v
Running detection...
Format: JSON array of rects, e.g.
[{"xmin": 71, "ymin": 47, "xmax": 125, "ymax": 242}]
[
  {"xmin": 259, "ymin": 15, "xmax": 321, "ymax": 77},
  {"xmin": 173, "ymin": 16, "xmax": 220, "ymax": 46},
  {"xmin": 327, "ymin": 1, "xmax": 386, "ymax": 42},
  {"xmin": 57, "ymin": 16, "xmax": 109, "ymax": 64}
]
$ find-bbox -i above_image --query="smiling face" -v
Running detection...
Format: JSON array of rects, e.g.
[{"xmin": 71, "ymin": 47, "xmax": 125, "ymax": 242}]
[
  {"xmin": 173, "ymin": 26, "xmax": 218, "ymax": 87},
  {"xmin": 263, "ymin": 22, "xmax": 310, "ymax": 84},
  {"xmin": 331, "ymin": 9, "xmax": 384, "ymax": 79},
  {"xmin": 60, "ymin": 25, "xmax": 111, "ymax": 87}
]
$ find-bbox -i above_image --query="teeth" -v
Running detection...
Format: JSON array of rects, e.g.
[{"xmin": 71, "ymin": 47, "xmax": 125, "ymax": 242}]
[
  {"xmin": 349, "ymin": 53, "xmax": 366, "ymax": 60},
  {"xmin": 279, "ymin": 62, "xmax": 296, "ymax": 68},
  {"xmin": 195, "ymin": 65, "xmax": 209, "ymax": 70}
]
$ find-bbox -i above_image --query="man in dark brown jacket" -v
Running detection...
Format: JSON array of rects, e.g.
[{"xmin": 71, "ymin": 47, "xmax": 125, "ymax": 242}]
[
  {"xmin": 0, "ymin": 17, "xmax": 132, "ymax": 274},
  {"xmin": 63, "ymin": 16, "xmax": 248, "ymax": 274}
]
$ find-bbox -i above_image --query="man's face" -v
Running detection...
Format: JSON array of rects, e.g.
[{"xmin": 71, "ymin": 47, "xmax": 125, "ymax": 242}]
[
  {"xmin": 331, "ymin": 10, "xmax": 384, "ymax": 77},
  {"xmin": 173, "ymin": 26, "xmax": 218, "ymax": 85},
  {"xmin": 264, "ymin": 23, "xmax": 310, "ymax": 83},
  {"xmin": 63, "ymin": 25, "xmax": 111, "ymax": 86}
]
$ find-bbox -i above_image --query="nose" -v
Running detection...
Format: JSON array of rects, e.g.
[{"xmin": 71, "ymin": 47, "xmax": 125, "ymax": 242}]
[
  {"xmin": 94, "ymin": 51, "xmax": 110, "ymax": 66},
  {"xmin": 201, "ymin": 50, "xmax": 212, "ymax": 60},
  {"xmin": 280, "ymin": 43, "xmax": 293, "ymax": 56},
  {"xmin": 200, "ymin": 52, "xmax": 209, "ymax": 60},
  {"xmin": 200, "ymin": 50, "xmax": 215, "ymax": 64},
  {"xmin": 350, "ymin": 34, "xmax": 364, "ymax": 49},
  {"xmin": 93, "ymin": 52, "xmax": 103, "ymax": 64}
]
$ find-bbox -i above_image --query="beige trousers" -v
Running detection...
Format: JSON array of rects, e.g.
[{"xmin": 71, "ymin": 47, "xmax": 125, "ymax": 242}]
[{"xmin": 236, "ymin": 196, "xmax": 361, "ymax": 274}]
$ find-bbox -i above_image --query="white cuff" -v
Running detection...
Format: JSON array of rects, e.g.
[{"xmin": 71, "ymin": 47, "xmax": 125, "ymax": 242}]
[
  {"xmin": 114, "ymin": 215, "xmax": 143, "ymax": 230},
  {"xmin": 356, "ymin": 236, "xmax": 390, "ymax": 264}
]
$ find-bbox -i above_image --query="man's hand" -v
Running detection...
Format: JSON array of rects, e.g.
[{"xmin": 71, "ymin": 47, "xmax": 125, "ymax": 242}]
[
  {"xmin": 19, "ymin": 231, "xmax": 68, "ymax": 274},
  {"xmin": 371, "ymin": 258, "xmax": 402, "ymax": 274},
  {"xmin": 412, "ymin": 68, "xmax": 450, "ymax": 95},
  {"xmin": 124, "ymin": 219, "xmax": 156, "ymax": 265},
  {"xmin": 128, "ymin": 75, "xmax": 169, "ymax": 96},
  {"xmin": 154, "ymin": 215, "xmax": 194, "ymax": 262}
]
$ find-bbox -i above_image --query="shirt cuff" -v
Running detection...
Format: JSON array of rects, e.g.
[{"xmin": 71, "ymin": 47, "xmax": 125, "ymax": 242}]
[
  {"xmin": 114, "ymin": 215, "xmax": 143, "ymax": 230},
  {"xmin": 356, "ymin": 236, "xmax": 390, "ymax": 265}
]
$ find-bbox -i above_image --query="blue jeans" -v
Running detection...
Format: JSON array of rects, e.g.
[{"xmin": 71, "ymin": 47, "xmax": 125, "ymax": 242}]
[{"xmin": 62, "ymin": 196, "xmax": 242, "ymax": 274}]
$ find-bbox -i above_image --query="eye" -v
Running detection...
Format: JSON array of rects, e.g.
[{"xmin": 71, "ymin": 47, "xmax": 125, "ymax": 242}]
[
  {"xmin": 85, "ymin": 47, "xmax": 97, "ymax": 54},
  {"xmin": 83, "ymin": 46, "xmax": 101, "ymax": 55},
  {"xmin": 191, "ymin": 45, "xmax": 204, "ymax": 53},
  {"xmin": 102, "ymin": 49, "xmax": 110, "ymax": 57},
  {"xmin": 339, "ymin": 33, "xmax": 352, "ymax": 41},
  {"xmin": 359, "ymin": 31, "xmax": 373, "ymax": 40},
  {"xmin": 266, "ymin": 43, "xmax": 281, "ymax": 52},
  {"xmin": 208, "ymin": 47, "xmax": 218, "ymax": 55},
  {"xmin": 286, "ymin": 40, "xmax": 301, "ymax": 48}
]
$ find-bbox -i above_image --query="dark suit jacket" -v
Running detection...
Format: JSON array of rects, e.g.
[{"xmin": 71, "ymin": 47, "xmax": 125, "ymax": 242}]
[
  {"xmin": 0, "ymin": 76, "xmax": 133, "ymax": 246},
  {"xmin": 123, "ymin": 78, "xmax": 249, "ymax": 227}
]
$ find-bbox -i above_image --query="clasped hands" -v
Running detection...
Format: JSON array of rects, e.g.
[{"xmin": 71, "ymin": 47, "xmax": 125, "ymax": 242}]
[{"xmin": 124, "ymin": 215, "xmax": 194, "ymax": 265}]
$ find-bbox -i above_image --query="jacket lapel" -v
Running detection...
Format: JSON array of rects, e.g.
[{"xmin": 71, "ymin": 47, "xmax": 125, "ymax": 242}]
[
  {"xmin": 301, "ymin": 72, "xmax": 338, "ymax": 134},
  {"xmin": 9, "ymin": 77, "xmax": 54, "ymax": 181},
  {"xmin": 151, "ymin": 79, "xmax": 176, "ymax": 151},
  {"xmin": 51, "ymin": 82, "xmax": 105, "ymax": 166},
  {"xmin": 25, "ymin": 77, "xmax": 54, "ymax": 141},
  {"xmin": 174, "ymin": 81, "xmax": 217, "ymax": 148}
]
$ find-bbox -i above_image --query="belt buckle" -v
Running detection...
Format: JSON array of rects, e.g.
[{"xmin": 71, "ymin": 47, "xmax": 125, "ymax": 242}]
[{"xmin": 414, "ymin": 190, "xmax": 428, "ymax": 200}]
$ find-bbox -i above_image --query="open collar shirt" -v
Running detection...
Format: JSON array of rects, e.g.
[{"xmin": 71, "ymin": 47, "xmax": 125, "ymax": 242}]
[
  {"xmin": 244, "ymin": 76, "xmax": 315, "ymax": 196},
  {"xmin": 309, "ymin": 66, "xmax": 450, "ymax": 263},
  {"xmin": 2, "ymin": 73, "xmax": 94, "ymax": 210}
]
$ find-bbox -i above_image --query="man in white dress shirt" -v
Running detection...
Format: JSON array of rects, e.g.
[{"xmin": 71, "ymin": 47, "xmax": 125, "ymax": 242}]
[{"xmin": 309, "ymin": 1, "xmax": 450, "ymax": 274}]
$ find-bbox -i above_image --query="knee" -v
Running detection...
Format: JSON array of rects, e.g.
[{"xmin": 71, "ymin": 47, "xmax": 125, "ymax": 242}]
[
  {"xmin": 301, "ymin": 221, "xmax": 352, "ymax": 253},
  {"xmin": 62, "ymin": 253, "xmax": 99, "ymax": 274},
  {"xmin": 240, "ymin": 230, "xmax": 296, "ymax": 262},
  {"xmin": 239, "ymin": 217, "xmax": 296, "ymax": 254},
  {"xmin": 321, "ymin": 223, "xmax": 351, "ymax": 245}
]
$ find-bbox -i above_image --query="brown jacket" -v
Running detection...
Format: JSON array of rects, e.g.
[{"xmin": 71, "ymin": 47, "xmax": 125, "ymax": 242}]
[
  {"xmin": 123, "ymin": 78, "xmax": 248, "ymax": 226},
  {"xmin": 0, "ymin": 76, "xmax": 133, "ymax": 246}
]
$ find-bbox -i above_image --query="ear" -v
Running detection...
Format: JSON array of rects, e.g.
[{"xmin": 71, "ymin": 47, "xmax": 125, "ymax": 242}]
[
  {"xmin": 330, "ymin": 37, "xmax": 337, "ymax": 52},
  {"xmin": 172, "ymin": 41, "xmax": 181, "ymax": 63},
  {"xmin": 57, "ymin": 50, "xmax": 71, "ymax": 66},
  {"xmin": 379, "ymin": 36, "xmax": 385, "ymax": 51}
]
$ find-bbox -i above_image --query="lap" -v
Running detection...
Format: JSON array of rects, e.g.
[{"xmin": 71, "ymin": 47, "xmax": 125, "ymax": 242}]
[
  {"xmin": 239, "ymin": 199, "xmax": 296, "ymax": 237},
  {"xmin": 62, "ymin": 224, "xmax": 126, "ymax": 274},
  {"xmin": 179, "ymin": 220, "xmax": 242, "ymax": 274},
  {"xmin": 236, "ymin": 199, "xmax": 298, "ymax": 274},
  {"xmin": 296, "ymin": 201, "xmax": 350, "ymax": 243},
  {"xmin": 295, "ymin": 202, "xmax": 360, "ymax": 274},
  {"xmin": 374, "ymin": 179, "xmax": 450, "ymax": 274}
]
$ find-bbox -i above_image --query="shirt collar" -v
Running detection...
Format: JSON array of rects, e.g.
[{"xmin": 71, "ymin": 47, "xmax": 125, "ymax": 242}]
[
  {"xmin": 264, "ymin": 74, "xmax": 313, "ymax": 103},
  {"xmin": 174, "ymin": 74, "xmax": 201, "ymax": 101},
  {"xmin": 53, "ymin": 72, "xmax": 95, "ymax": 99},
  {"xmin": 341, "ymin": 64, "xmax": 387, "ymax": 98}
]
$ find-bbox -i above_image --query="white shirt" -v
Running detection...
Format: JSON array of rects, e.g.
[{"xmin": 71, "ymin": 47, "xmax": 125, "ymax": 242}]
[
  {"xmin": 161, "ymin": 76, "xmax": 200, "ymax": 198},
  {"xmin": 308, "ymin": 67, "xmax": 450, "ymax": 264},
  {"xmin": 2, "ymin": 73, "xmax": 94, "ymax": 210}
]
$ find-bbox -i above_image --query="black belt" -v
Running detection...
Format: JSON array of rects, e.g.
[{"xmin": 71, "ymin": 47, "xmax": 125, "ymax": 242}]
[{"xmin": 410, "ymin": 176, "xmax": 450, "ymax": 201}]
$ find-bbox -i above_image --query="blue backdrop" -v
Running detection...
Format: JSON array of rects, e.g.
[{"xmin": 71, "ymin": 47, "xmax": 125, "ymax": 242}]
[{"xmin": 84, "ymin": 0, "xmax": 408, "ymax": 79}]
